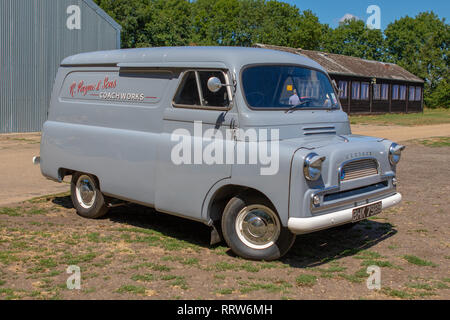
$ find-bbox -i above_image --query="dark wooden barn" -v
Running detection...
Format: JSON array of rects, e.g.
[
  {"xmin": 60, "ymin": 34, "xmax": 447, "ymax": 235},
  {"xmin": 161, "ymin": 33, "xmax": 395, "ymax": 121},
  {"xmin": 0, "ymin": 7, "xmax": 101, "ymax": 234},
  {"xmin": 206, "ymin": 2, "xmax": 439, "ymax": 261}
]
[{"xmin": 254, "ymin": 44, "xmax": 424, "ymax": 114}]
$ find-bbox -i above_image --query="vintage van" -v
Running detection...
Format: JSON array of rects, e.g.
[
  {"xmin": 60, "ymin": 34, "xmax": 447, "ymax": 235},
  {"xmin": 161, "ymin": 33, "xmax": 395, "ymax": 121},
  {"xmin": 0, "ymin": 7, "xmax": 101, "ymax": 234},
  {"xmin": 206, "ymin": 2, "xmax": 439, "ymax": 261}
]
[{"xmin": 38, "ymin": 47, "xmax": 404, "ymax": 260}]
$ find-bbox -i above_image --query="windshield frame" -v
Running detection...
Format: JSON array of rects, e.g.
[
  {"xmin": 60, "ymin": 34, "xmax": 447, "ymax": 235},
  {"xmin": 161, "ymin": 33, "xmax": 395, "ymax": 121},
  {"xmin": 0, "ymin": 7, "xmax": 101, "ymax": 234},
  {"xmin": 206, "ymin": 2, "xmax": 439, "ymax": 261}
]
[{"xmin": 239, "ymin": 63, "xmax": 341, "ymax": 111}]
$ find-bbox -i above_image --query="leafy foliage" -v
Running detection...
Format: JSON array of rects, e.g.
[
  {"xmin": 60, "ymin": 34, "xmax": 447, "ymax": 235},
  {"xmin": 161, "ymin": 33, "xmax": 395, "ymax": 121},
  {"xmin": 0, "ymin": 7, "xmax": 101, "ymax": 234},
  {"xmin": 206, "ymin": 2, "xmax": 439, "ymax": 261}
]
[
  {"xmin": 384, "ymin": 12, "xmax": 449, "ymax": 108},
  {"xmin": 94, "ymin": 0, "xmax": 449, "ymax": 108}
]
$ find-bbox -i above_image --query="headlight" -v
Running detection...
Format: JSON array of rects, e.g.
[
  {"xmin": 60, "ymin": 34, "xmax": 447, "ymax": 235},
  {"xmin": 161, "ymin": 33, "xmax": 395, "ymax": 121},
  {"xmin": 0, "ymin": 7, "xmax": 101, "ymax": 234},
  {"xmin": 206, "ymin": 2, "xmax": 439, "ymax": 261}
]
[
  {"xmin": 389, "ymin": 143, "xmax": 405, "ymax": 165},
  {"xmin": 303, "ymin": 153, "xmax": 326, "ymax": 181}
]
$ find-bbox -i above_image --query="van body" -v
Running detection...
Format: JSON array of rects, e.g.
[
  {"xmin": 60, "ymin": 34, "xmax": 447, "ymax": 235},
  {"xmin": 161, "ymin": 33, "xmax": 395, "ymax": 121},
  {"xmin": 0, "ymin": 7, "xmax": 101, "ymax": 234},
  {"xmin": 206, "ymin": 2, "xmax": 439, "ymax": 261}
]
[{"xmin": 39, "ymin": 47, "xmax": 404, "ymax": 260}]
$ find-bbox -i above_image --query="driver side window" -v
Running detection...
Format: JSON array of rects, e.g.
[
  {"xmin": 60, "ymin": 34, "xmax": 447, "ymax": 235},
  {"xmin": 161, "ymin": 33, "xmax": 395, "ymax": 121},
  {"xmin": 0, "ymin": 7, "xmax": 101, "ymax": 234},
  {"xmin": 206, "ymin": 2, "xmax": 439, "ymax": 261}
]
[{"xmin": 173, "ymin": 70, "xmax": 230, "ymax": 109}]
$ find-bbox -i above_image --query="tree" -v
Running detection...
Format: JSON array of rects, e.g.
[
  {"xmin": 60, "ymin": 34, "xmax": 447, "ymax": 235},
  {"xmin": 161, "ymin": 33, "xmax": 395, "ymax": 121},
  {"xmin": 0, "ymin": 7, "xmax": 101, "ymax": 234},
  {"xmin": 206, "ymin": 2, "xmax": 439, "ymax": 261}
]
[
  {"xmin": 190, "ymin": 0, "xmax": 324, "ymax": 48},
  {"xmin": 322, "ymin": 19, "xmax": 385, "ymax": 61},
  {"xmin": 95, "ymin": 0, "xmax": 192, "ymax": 47},
  {"xmin": 384, "ymin": 12, "xmax": 449, "ymax": 108}
]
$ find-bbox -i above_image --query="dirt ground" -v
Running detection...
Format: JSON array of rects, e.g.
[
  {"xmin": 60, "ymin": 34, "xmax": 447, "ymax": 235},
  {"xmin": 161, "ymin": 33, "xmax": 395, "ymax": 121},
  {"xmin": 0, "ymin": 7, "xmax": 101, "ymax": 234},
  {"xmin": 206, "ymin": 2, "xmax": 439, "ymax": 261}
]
[
  {"xmin": 351, "ymin": 123, "xmax": 450, "ymax": 142},
  {"xmin": 0, "ymin": 133, "xmax": 68, "ymax": 206},
  {"xmin": 0, "ymin": 130, "xmax": 449, "ymax": 300}
]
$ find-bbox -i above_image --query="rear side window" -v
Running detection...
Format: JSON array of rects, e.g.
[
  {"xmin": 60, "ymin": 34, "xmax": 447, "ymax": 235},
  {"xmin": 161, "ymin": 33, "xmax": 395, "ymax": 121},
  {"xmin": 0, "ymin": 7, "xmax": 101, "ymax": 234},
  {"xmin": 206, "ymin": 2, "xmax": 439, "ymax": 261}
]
[
  {"xmin": 173, "ymin": 70, "xmax": 230, "ymax": 108},
  {"xmin": 174, "ymin": 71, "xmax": 200, "ymax": 105}
]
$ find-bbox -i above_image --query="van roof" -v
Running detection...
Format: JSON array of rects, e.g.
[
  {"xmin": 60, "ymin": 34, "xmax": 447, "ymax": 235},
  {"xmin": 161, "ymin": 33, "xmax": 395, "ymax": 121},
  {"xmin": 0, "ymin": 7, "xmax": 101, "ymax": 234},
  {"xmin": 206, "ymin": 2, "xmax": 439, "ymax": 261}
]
[{"xmin": 60, "ymin": 46, "xmax": 325, "ymax": 72}]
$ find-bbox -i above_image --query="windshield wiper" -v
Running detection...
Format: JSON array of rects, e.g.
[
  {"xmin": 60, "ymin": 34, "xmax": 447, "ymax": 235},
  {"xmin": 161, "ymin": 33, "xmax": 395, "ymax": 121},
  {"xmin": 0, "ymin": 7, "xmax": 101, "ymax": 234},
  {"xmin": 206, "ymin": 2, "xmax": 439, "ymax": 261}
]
[{"xmin": 284, "ymin": 100, "xmax": 310, "ymax": 113}]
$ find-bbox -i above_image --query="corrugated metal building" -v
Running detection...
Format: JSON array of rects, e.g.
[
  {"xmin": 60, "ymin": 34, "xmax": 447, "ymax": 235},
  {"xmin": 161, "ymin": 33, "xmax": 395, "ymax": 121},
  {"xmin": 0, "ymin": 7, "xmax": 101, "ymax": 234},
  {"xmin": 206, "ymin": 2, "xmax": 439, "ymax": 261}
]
[
  {"xmin": 0, "ymin": 0, "xmax": 121, "ymax": 133},
  {"xmin": 255, "ymin": 44, "xmax": 424, "ymax": 114}
]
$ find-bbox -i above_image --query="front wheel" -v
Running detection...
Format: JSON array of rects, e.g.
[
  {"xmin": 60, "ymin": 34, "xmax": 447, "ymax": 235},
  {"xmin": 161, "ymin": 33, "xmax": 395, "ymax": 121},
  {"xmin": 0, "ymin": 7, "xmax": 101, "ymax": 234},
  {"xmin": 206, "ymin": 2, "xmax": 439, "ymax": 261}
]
[
  {"xmin": 221, "ymin": 194, "xmax": 296, "ymax": 261},
  {"xmin": 71, "ymin": 172, "xmax": 109, "ymax": 219}
]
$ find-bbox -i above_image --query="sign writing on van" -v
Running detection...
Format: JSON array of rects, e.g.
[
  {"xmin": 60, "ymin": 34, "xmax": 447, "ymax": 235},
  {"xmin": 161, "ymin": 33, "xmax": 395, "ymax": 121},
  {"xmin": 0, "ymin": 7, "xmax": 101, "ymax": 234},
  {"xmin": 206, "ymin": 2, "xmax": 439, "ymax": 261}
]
[{"xmin": 68, "ymin": 77, "xmax": 154, "ymax": 102}]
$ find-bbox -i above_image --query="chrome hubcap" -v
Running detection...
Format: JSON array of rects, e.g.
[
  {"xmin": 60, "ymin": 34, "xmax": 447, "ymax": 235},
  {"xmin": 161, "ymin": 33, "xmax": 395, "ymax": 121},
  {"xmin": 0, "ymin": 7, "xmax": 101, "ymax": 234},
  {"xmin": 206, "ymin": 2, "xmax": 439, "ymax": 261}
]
[
  {"xmin": 235, "ymin": 205, "xmax": 280, "ymax": 250},
  {"xmin": 76, "ymin": 175, "xmax": 96, "ymax": 209}
]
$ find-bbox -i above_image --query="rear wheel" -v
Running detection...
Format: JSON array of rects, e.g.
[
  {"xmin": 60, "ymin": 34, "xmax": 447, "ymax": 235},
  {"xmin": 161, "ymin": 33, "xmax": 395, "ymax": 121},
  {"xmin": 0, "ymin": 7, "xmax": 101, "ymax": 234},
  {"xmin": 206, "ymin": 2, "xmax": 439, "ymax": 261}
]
[
  {"xmin": 71, "ymin": 172, "xmax": 109, "ymax": 219},
  {"xmin": 221, "ymin": 193, "xmax": 296, "ymax": 261}
]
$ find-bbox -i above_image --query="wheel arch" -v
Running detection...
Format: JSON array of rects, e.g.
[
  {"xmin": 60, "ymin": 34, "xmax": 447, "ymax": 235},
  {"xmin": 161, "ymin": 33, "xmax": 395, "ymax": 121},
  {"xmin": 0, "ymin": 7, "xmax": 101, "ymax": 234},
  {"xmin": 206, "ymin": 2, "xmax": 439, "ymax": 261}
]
[{"xmin": 204, "ymin": 183, "xmax": 278, "ymax": 225}]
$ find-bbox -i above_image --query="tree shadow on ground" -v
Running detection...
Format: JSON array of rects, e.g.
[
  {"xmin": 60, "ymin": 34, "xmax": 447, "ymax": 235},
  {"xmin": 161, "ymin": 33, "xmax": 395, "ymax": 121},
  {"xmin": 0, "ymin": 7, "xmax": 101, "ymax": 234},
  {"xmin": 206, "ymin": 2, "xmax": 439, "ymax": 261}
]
[{"xmin": 52, "ymin": 195, "xmax": 397, "ymax": 267}]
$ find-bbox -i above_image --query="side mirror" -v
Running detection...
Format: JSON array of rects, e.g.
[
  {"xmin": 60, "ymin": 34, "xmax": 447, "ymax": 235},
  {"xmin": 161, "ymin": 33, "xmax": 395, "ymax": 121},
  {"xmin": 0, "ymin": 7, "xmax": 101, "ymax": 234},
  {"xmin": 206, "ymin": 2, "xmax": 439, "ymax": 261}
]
[{"xmin": 207, "ymin": 77, "xmax": 224, "ymax": 93}]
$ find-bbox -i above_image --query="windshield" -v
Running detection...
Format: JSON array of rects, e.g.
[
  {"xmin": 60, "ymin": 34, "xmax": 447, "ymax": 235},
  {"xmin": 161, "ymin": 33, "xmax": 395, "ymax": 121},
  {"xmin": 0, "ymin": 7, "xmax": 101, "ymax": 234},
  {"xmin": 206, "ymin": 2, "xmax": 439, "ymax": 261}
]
[{"xmin": 242, "ymin": 65, "xmax": 340, "ymax": 110}]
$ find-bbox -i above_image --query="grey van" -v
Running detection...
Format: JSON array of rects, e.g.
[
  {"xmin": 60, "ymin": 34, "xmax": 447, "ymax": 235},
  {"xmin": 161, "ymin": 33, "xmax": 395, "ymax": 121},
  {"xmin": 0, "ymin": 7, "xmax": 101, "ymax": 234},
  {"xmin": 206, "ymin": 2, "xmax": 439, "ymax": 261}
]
[{"xmin": 38, "ymin": 47, "xmax": 404, "ymax": 260}]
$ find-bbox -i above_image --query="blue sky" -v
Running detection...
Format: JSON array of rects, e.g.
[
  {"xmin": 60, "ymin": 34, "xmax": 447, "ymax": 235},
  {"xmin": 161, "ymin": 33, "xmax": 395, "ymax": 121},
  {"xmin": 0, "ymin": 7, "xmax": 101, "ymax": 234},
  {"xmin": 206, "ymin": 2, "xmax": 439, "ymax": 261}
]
[{"xmin": 285, "ymin": 0, "xmax": 449, "ymax": 30}]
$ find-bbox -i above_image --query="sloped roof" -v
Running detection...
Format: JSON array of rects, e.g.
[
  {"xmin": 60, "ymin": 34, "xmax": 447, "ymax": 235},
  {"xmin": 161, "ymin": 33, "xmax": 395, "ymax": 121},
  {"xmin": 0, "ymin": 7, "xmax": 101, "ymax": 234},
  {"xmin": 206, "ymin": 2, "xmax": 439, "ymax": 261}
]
[
  {"xmin": 254, "ymin": 44, "xmax": 424, "ymax": 83},
  {"xmin": 83, "ymin": 0, "xmax": 122, "ymax": 31}
]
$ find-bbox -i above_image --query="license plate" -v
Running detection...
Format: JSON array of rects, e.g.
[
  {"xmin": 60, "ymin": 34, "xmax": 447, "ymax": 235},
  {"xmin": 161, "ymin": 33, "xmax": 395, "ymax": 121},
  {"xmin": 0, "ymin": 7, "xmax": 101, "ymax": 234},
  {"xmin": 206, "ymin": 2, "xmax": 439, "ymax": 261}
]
[{"xmin": 352, "ymin": 201, "xmax": 382, "ymax": 222}]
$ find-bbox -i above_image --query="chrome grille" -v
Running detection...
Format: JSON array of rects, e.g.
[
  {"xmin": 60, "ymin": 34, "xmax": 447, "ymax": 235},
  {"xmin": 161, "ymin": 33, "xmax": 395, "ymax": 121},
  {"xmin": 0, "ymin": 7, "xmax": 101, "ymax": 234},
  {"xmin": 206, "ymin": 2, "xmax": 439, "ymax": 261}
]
[{"xmin": 341, "ymin": 159, "xmax": 379, "ymax": 181}]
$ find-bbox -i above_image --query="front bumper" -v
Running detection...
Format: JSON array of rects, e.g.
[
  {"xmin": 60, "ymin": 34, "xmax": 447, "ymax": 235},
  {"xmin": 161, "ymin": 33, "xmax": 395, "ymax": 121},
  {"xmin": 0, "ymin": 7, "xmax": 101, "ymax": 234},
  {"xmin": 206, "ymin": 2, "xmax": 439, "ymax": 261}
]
[{"xmin": 288, "ymin": 192, "xmax": 402, "ymax": 235}]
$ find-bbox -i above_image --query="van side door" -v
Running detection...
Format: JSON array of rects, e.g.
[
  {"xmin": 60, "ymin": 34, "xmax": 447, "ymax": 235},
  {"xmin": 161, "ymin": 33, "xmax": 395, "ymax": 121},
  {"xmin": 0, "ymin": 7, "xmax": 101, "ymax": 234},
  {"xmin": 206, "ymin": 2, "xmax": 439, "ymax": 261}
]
[{"xmin": 155, "ymin": 69, "xmax": 237, "ymax": 221}]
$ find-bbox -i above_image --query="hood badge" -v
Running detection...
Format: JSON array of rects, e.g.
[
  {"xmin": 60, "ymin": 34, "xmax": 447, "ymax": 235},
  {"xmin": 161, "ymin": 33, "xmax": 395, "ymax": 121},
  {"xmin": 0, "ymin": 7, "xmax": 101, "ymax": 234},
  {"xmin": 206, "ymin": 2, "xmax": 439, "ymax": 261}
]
[{"xmin": 345, "ymin": 151, "xmax": 373, "ymax": 160}]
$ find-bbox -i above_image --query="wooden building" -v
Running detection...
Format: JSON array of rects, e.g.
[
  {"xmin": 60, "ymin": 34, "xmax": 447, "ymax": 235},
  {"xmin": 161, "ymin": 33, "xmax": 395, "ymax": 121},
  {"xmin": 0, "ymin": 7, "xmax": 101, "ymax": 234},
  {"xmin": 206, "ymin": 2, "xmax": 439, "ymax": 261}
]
[{"xmin": 254, "ymin": 44, "xmax": 424, "ymax": 114}]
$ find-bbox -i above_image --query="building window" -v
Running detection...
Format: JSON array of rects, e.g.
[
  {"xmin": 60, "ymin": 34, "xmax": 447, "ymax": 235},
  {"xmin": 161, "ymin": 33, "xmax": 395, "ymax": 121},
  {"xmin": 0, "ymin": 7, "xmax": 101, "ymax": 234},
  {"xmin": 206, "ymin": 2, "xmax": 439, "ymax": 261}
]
[
  {"xmin": 415, "ymin": 87, "xmax": 422, "ymax": 101},
  {"xmin": 392, "ymin": 85, "xmax": 399, "ymax": 100},
  {"xmin": 338, "ymin": 81, "xmax": 348, "ymax": 98},
  {"xmin": 373, "ymin": 84, "xmax": 381, "ymax": 100},
  {"xmin": 399, "ymin": 85, "xmax": 406, "ymax": 100},
  {"xmin": 352, "ymin": 82, "xmax": 360, "ymax": 100},
  {"xmin": 381, "ymin": 84, "xmax": 389, "ymax": 100},
  {"xmin": 361, "ymin": 82, "xmax": 370, "ymax": 100},
  {"xmin": 409, "ymin": 86, "xmax": 415, "ymax": 101}
]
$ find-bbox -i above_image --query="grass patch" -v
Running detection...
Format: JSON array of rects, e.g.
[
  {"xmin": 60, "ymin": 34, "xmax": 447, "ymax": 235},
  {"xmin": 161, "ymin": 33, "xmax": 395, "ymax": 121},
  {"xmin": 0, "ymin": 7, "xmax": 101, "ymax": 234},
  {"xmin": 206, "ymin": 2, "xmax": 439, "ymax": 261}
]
[
  {"xmin": 213, "ymin": 262, "xmax": 239, "ymax": 272},
  {"xmin": 130, "ymin": 262, "xmax": 171, "ymax": 272},
  {"xmin": 214, "ymin": 274, "xmax": 226, "ymax": 280},
  {"xmin": 115, "ymin": 227, "xmax": 198, "ymax": 251},
  {"xmin": 360, "ymin": 259, "xmax": 399, "ymax": 269},
  {"xmin": 38, "ymin": 258, "xmax": 58, "ymax": 269},
  {"xmin": 216, "ymin": 288, "xmax": 233, "ymax": 295},
  {"xmin": 116, "ymin": 285, "xmax": 146, "ymax": 295},
  {"xmin": 239, "ymin": 280, "xmax": 292, "ymax": 293},
  {"xmin": 212, "ymin": 261, "xmax": 285, "ymax": 273},
  {"xmin": 0, "ymin": 288, "xmax": 21, "ymax": 299},
  {"xmin": 295, "ymin": 274, "xmax": 317, "ymax": 287},
  {"xmin": 406, "ymin": 283, "xmax": 434, "ymax": 291},
  {"xmin": 314, "ymin": 263, "xmax": 347, "ymax": 278},
  {"xmin": 382, "ymin": 287, "xmax": 413, "ymax": 299},
  {"xmin": 61, "ymin": 252, "xmax": 97, "ymax": 265},
  {"xmin": 0, "ymin": 251, "xmax": 19, "ymax": 265},
  {"xmin": 349, "ymin": 108, "xmax": 450, "ymax": 126},
  {"xmin": 353, "ymin": 250, "xmax": 383, "ymax": 260},
  {"xmin": 161, "ymin": 275, "xmax": 188, "ymax": 290},
  {"xmin": 161, "ymin": 256, "xmax": 199, "ymax": 266},
  {"xmin": 339, "ymin": 268, "xmax": 368, "ymax": 283},
  {"xmin": 435, "ymin": 282, "xmax": 449, "ymax": 289},
  {"xmin": 416, "ymin": 137, "xmax": 450, "ymax": 148},
  {"xmin": 0, "ymin": 207, "xmax": 22, "ymax": 217},
  {"xmin": 131, "ymin": 274, "xmax": 155, "ymax": 282},
  {"xmin": 403, "ymin": 255, "xmax": 437, "ymax": 267}
]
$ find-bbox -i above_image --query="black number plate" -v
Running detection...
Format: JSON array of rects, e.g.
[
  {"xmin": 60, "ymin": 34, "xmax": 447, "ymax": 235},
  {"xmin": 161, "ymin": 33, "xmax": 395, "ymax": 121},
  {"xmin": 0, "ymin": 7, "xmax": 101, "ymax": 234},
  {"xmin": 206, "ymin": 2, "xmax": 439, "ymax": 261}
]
[{"xmin": 352, "ymin": 201, "xmax": 382, "ymax": 222}]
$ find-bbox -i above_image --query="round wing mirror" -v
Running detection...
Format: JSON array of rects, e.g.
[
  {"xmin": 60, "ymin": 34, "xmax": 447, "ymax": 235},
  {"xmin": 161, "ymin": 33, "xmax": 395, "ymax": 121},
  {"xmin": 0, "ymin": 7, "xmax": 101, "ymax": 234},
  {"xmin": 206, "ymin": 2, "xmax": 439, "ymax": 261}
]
[{"xmin": 207, "ymin": 77, "xmax": 223, "ymax": 93}]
